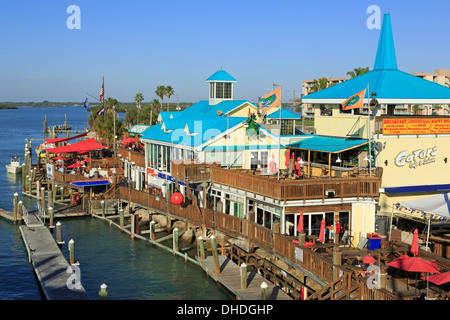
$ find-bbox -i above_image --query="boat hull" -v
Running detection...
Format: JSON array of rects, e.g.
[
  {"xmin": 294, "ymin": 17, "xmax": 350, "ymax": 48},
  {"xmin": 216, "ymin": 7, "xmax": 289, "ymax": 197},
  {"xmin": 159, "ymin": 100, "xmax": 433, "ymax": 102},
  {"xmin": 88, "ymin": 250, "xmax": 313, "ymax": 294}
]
[{"xmin": 6, "ymin": 165, "xmax": 22, "ymax": 174}]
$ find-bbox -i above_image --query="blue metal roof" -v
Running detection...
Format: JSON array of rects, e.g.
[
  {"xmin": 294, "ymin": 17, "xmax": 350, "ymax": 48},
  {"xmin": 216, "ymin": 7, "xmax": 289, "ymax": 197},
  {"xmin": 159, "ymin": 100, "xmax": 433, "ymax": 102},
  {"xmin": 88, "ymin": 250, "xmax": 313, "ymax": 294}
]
[
  {"xmin": 205, "ymin": 70, "xmax": 237, "ymax": 82},
  {"xmin": 302, "ymin": 13, "xmax": 450, "ymax": 102},
  {"xmin": 266, "ymin": 108, "xmax": 302, "ymax": 119},
  {"xmin": 286, "ymin": 135, "xmax": 369, "ymax": 153},
  {"xmin": 174, "ymin": 100, "xmax": 254, "ymax": 116}
]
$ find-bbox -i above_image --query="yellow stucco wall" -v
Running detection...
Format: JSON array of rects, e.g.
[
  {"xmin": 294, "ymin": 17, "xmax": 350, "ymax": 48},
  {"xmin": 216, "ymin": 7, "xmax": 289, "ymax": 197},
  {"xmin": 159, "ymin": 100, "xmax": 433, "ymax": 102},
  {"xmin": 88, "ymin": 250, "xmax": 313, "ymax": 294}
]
[
  {"xmin": 315, "ymin": 114, "xmax": 376, "ymax": 139},
  {"xmin": 351, "ymin": 202, "xmax": 376, "ymax": 246}
]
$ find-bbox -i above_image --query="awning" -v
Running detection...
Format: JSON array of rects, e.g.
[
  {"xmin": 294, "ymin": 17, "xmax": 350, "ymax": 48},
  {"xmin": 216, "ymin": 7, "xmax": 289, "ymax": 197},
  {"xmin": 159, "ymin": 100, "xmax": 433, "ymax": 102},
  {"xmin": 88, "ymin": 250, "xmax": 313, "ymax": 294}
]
[
  {"xmin": 43, "ymin": 138, "xmax": 107, "ymax": 154},
  {"xmin": 395, "ymin": 193, "xmax": 450, "ymax": 221},
  {"xmin": 286, "ymin": 135, "xmax": 370, "ymax": 153},
  {"xmin": 45, "ymin": 132, "xmax": 89, "ymax": 144}
]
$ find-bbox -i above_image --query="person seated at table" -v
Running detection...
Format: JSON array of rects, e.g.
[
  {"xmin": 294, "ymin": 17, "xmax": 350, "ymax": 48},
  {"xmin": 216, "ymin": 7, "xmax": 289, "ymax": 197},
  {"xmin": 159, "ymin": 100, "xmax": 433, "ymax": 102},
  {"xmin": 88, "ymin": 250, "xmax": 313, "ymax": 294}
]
[
  {"xmin": 363, "ymin": 252, "xmax": 375, "ymax": 266},
  {"xmin": 352, "ymin": 255, "xmax": 363, "ymax": 266}
]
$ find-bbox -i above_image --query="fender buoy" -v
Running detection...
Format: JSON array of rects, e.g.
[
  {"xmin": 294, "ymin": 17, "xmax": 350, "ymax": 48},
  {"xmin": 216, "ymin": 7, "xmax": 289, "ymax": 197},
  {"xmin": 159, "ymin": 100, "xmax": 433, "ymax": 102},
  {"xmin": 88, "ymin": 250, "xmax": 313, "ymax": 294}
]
[{"xmin": 171, "ymin": 192, "xmax": 184, "ymax": 205}]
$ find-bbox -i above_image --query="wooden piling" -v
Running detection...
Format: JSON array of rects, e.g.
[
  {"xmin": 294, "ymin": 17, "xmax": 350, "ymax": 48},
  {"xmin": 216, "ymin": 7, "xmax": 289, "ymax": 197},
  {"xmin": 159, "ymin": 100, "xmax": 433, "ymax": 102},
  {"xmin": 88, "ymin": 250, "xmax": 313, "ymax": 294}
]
[
  {"xmin": 13, "ymin": 193, "xmax": 18, "ymax": 222},
  {"xmin": 298, "ymin": 232, "xmax": 306, "ymax": 246},
  {"xmin": 241, "ymin": 263, "xmax": 247, "ymax": 290},
  {"xmin": 210, "ymin": 235, "xmax": 221, "ymax": 274},
  {"xmin": 150, "ymin": 220, "xmax": 155, "ymax": 241},
  {"xmin": 18, "ymin": 201, "xmax": 23, "ymax": 221},
  {"xmin": 56, "ymin": 222, "xmax": 64, "ymax": 245},
  {"xmin": 119, "ymin": 208, "xmax": 124, "ymax": 227},
  {"xmin": 333, "ymin": 248, "xmax": 342, "ymax": 280},
  {"xmin": 69, "ymin": 239, "xmax": 76, "ymax": 265},
  {"xmin": 173, "ymin": 228, "xmax": 179, "ymax": 253},
  {"xmin": 99, "ymin": 283, "xmax": 108, "ymax": 300},
  {"xmin": 48, "ymin": 207, "xmax": 54, "ymax": 228},
  {"xmin": 101, "ymin": 200, "xmax": 105, "ymax": 218},
  {"xmin": 261, "ymin": 282, "xmax": 269, "ymax": 300},
  {"xmin": 198, "ymin": 236, "xmax": 205, "ymax": 260},
  {"xmin": 41, "ymin": 187, "xmax": 46, "ymax": 209},
  {"xmin": 60, "ymin": 186, "xmax": 64, "ymax": 201},
  {"xmin": 131, "ymin": 214, "xmax": 135, "ymax": 239}
]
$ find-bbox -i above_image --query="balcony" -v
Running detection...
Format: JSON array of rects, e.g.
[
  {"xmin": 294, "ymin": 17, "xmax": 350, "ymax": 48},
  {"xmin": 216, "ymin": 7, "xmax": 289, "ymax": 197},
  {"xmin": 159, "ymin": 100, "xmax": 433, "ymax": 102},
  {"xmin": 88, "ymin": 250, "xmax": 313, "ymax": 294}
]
[
  {"xmin": 171, "ymin": 160, "xmax": 221, "ymax": 184},
  {"xmin": 118, "ymin": 145, "xmax": 145, "ymax": 168}
]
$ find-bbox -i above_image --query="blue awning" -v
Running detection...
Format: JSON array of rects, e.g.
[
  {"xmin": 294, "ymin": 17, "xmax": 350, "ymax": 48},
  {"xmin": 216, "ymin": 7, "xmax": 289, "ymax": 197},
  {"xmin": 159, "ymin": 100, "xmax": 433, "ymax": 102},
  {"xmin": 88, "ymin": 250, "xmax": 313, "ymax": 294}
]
[{"xmin": 286, "ymin": 135, "xmax": 370, "ymax": 153}]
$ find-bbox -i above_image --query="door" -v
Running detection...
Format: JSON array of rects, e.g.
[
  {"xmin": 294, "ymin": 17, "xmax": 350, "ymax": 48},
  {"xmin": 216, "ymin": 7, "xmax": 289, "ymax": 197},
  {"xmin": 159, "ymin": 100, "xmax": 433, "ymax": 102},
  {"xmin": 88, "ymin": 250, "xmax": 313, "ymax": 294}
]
[{"xmin": 250, "ymin": 150, "xmax": 269, "ymax": 170}]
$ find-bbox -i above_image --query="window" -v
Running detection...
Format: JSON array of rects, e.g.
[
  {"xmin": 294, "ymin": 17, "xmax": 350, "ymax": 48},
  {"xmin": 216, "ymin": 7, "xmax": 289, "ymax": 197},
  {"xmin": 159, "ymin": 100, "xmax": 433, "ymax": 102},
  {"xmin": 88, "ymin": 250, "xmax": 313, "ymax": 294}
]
[
  {"xmin": 210, "ymin": 83, "xmax": 215, "ymax": 99},
  {"xmin": 215, "ymin": 82, "xmax": 232, "ymax": 99}
]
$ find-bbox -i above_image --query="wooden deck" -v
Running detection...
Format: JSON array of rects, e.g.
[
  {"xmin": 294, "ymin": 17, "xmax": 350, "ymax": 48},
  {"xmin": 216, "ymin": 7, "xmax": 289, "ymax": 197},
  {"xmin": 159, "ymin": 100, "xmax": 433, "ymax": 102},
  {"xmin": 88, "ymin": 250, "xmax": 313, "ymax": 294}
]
[
  {"xmin": 19, "ymin": 210, "xmax": 89, "ymax": 300},
  {"xmin": 196, "ymin": 255, "xmax": 292, "ymax": 300}
]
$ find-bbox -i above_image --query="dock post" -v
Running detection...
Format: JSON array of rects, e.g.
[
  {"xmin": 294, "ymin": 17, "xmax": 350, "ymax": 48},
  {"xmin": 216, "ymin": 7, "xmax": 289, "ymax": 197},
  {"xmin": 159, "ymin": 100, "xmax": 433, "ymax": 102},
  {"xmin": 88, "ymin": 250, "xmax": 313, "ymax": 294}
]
[
  {"xmin": 99, "ymin": 283, "xmax": 108, "ymax": 300},
  {"xmin": 119, "ymin": 208, "xmax": 124, "ymax": 227},
  {"xmin": 261, "ymin": 282, "xmax": 269, "ymax": 300},
  {"xmin": 210, "ymin": 235, "xmax": 221, "ymax": 274},
  {"xmin": 298, "ymin": 232, "xmax": 306, "ymax": 246},
  {"xmin": 47, "ymin": 190, "xmax": 53, "ymax": 212},
  {"xmin": 36, "ymin": 180, "xmax": 41, "ymax": 199},
  {"xmin": 150, "ymin": 221, "xmax": 155, "ymax": 241},
  {"xmin": 198, "ymin": 236, "xmax": 205, "ymax": 260},
  {"xmin": 52, "ymin": 184, "xmax": 57, "ymax": 204},
  {"xmin": 173, "ymin": 228, "xmax": 179, "ymax": 253},
  {"xmin": 28, "ymin": 177, "xmax": 32, "ymax": 195},
  {"xmin": 240, "ymin": 263, "xmax": 247, "ymax": 290},
  {"xmin": 101, "ymin": 200, "xmax": 105, "ymax": 218},
  {"xmin": 333, "ymin": 248, "xmax": 342, "ymax": 280},
  {"xmin": 69, "ymin": 239, "xmax": 76, "ymax": 265},
  {"xmin": 48, "ymin": 207, "xmax": 54, "ymax": 228},
  {"xmin": 41, "ymin": 187, "xmax": 46, "ymax": 209},
  {"xmin": 13, "ymin": 193, "xmax": 18, "ymax": 222},
  {"xmin": 56, "ymin": 222, "xmax": 64, "ymax": 246},
  {"xmin": 18, "ymin": 201, "xmax": 23, "ymax": 221},
  {"xmin": 131, "ymin": 214, "xmax": 135, "ymax": 239},
  {"xmin": 60, "ymin": 186, "xmax": 64, "ymax": 201}
]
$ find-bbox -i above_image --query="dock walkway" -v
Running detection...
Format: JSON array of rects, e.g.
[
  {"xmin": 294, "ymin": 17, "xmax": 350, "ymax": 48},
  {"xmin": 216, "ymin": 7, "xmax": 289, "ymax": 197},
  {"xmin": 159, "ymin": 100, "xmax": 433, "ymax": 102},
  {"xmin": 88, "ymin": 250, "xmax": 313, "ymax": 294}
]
[
  {"xmin": 197, "ymin": 255, "xmax": 292, "ymax": 300},
  {"xmin": 19, "ymin": 210, "xmax": 89, "ymax": 300}
]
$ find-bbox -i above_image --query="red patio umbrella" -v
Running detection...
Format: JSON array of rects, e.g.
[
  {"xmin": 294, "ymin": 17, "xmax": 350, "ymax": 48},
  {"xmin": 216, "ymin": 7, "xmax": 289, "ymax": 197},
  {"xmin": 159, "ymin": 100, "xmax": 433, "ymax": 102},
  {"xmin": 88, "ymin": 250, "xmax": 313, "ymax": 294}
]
[
  {"xmin": 68, "ymin": 163, "xmax": 82, "ymax": 168},
  {"xmin": 84, "ymin": 157, "xmax": 91, "ymax": 162},
  {"xmin": 297, "ymin": 212, "xmax": 304, "ymax": 233},
  {"xmin": 387, "ymin": 255, "xmax": 440, "ymax": 273},
  {"xmin": 421, "ymin": 271, "xmax": 450, "ymax": 285},
  {"xmin": 318, "ymin": 219, "xmax": 326, "ymax": 243},
  {"xmin": 53, "ymin": 156, "xmax": 68, "ymax": 161},
  {"xmin": 411, "ymin": 228, "xmax": 419, "ymax": 256}
]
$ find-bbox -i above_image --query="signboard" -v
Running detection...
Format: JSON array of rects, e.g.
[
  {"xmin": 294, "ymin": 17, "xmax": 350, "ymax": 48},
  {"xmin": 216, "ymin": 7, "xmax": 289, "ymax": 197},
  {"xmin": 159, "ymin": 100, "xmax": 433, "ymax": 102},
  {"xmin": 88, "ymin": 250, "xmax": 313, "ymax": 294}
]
[
  {"xmin": 383, "ymin": 118, "xmax": 450, "ymax": 135},
  {"xmin": 295, "ymin": 247, "xmax": 303, "ymax": 262},
  {"xmin": 46, "ymin": 163, "xmax": 54, "ymax": 179}
]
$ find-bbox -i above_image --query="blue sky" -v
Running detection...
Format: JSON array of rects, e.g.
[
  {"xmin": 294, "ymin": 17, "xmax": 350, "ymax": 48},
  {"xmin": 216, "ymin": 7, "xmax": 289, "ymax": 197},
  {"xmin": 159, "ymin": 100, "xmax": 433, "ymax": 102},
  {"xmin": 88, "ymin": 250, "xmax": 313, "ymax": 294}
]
[{"xmin": 0, "ymin": 0, "xmax": 448, "ymax": 103}]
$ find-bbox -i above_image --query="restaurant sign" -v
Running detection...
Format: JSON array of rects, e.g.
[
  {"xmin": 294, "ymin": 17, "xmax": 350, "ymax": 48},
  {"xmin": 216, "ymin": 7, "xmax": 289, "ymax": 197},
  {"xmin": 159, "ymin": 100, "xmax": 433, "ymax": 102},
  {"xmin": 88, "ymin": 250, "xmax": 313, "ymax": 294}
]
[
  {"xmin": 394, "ymin": 146, "xmax": 437, "ymax": 169},
  {"xmin": 383, "ymin": 118, "xmax": 450, "ymax": 135}
]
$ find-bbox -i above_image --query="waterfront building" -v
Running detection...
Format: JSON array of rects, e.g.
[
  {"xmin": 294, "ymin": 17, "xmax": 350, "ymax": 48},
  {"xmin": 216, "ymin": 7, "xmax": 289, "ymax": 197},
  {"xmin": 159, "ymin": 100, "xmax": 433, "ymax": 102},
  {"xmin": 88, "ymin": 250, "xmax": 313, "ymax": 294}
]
[{"xmin": 301, "ymin": 13, "xmax": 450, "ymax": 253}]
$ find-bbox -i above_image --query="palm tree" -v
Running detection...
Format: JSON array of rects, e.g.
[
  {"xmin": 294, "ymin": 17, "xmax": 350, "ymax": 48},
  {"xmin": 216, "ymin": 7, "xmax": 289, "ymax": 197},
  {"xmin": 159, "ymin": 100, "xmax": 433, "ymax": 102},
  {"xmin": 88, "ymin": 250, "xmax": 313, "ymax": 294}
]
[
  {"xmin": 105, "ymin": 97, "xmax": 119, "ymax": 113},
  {"xmin": 412, "ymin": 104, "xmax": 422, "ymax": 115},
  {"xmin": 165, "ymin": 86, "xmax": 174, "ymax": 111},
  {"xmin": 155, "ymin": 85, "xmax": 165, "ymax": 113},
  {"xmin": 134, "ymin": 93, "xmax": 144, "ymax": 123},
  {"xmin": 433, "ymin": 105, "xmax": 442, "ymax": 115},
  {"xmin": 150, "ymin": 99, "xmax": 159, "ymax": 125},
  {"xmin": 310, "ymin": 77, "xmax": 333, "ymax": 93},
  {"xmin": 346, "ymin": 67, "xmax": 370, "ymax": 78}
]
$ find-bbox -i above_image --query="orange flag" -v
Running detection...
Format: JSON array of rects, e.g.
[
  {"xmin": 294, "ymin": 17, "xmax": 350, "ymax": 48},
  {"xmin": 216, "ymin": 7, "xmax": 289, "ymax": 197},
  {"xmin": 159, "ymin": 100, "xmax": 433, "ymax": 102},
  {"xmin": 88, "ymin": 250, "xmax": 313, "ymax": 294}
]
[
  {"xmin": 258, "ymin": 87, "xmax": 281, "ymax": 112},
  {"xmin": 341, "ymin": 89, "xmax": 366, "ymax": 110}
]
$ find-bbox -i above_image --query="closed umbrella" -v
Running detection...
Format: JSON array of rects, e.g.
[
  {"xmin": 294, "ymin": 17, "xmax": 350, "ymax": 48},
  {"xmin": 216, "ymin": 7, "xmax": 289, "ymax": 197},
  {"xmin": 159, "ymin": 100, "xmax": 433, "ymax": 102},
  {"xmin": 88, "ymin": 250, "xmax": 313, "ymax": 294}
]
[
  {"xmin": 411, "ymin": 229, "xmax": 419, "ymax": 256},
  {"xmin": 318, "ymin": 219, "xmax": 326, "ymax": 243},
  {"xmin": 285, "ymin": 149, "xmax": 290, "ymax": 167},
  {"xmin": 297, "ymin": 212, "xmax": 304, "ymax": 233}
]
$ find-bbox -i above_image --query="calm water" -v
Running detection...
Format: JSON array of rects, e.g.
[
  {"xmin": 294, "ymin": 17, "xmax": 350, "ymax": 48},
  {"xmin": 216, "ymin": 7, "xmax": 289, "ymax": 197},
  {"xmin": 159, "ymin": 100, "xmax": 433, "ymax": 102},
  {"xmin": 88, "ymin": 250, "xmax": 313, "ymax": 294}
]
[{"xmin": 0, "ymin": 107, "xmax": 231, "ymax": 300}]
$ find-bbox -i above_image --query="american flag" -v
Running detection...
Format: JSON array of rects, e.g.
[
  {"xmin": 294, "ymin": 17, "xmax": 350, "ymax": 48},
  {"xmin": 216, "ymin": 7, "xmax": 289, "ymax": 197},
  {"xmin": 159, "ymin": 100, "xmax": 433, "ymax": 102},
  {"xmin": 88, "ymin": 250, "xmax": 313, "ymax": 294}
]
[{"xmin": 100, "ymin": 81, "xmax": 104, "ymax": 102}]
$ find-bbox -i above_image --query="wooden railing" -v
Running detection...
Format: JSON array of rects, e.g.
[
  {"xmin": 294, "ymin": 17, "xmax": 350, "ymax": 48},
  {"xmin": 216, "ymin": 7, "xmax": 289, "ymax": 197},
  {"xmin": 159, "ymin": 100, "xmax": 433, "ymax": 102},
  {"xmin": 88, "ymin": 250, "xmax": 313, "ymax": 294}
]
[
  {"xmin": 118, "ymin": 146, "xmax": 145, "ymax": 168},
  {"xmin": 108, "ymin": 186, "xmax": 411, "ymax": 300},
  {"xmin": 171, "ymin": 160, "xmax": 221, "ymax": 183},
  {"xmin": 210, "ymin": 167, "xmax": 382, "ymax": 201}
]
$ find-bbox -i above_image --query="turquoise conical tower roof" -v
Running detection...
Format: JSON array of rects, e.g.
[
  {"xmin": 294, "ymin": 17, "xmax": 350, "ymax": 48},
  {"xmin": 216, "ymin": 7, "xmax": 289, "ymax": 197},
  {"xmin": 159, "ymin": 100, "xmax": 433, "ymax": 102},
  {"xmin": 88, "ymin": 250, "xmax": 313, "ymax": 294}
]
[{"xmin": 373, "ymin": 13, "xmax": 397, "ymax": 70}]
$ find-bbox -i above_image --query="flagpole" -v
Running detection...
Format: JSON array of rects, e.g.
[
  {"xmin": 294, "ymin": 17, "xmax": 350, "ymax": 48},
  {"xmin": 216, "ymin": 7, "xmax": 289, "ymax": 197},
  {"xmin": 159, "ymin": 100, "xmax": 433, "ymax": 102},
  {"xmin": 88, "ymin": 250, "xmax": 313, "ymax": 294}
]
[
  {"xmin": 102, "ymin": 74, "xmax": 105, "ymax": 110},
  {"xmin": 278, "ymin": 84, "xmax": 282, "ymax": 180},
  {"xmin": 367, "ymin": 83, "xmax": 372, "ymax": 177}
]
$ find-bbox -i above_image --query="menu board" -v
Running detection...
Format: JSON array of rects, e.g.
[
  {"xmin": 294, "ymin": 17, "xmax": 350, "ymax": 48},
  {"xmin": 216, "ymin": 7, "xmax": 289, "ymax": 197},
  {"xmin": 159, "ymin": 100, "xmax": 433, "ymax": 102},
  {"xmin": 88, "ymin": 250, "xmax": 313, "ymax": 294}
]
[{"xmin": 383, "ymin": 118, "xmax": 450, "ymax": 135}]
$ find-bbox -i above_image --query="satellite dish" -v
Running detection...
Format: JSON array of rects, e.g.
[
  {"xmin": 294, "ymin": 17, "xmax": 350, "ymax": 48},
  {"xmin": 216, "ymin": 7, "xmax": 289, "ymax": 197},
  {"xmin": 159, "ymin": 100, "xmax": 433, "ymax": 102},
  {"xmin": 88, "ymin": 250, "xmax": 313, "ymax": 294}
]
[{"xmin": 217, "ymin": 110, "xmax": 223, "ymax": 116}]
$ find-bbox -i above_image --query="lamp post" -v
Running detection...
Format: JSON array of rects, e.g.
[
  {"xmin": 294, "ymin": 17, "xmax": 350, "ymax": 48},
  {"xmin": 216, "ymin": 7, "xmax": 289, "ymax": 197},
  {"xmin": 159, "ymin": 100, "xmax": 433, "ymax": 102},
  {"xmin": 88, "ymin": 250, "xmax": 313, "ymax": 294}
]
[{"xmin": 113, "ymin": 105, "xmax": 117, "ymax": 155}]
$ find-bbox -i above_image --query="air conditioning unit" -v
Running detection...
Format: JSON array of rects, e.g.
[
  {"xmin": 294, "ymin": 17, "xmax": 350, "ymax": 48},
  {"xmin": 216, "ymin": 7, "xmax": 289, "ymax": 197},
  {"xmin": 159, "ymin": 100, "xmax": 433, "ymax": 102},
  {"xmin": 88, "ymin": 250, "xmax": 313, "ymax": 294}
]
[{"xmin": 325, "ymin": 190, "xmax": 335, "ymax": 198}]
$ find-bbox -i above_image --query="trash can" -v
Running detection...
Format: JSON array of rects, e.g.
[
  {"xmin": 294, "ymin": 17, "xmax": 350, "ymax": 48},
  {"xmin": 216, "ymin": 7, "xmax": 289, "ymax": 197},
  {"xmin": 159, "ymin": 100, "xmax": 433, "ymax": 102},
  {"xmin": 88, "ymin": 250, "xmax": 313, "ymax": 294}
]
[{"xmin": 367, "ymin": 233, "xmax": 382, "ymax": 251}]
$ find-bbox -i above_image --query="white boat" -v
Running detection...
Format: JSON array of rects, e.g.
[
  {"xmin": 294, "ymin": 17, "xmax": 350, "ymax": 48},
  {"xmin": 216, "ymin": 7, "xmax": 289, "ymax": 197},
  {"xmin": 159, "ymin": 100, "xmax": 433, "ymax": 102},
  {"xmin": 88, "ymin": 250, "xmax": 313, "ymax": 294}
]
[{"xmin": 6, "ymin": 156, "xmax": 22, "ymax": 174}]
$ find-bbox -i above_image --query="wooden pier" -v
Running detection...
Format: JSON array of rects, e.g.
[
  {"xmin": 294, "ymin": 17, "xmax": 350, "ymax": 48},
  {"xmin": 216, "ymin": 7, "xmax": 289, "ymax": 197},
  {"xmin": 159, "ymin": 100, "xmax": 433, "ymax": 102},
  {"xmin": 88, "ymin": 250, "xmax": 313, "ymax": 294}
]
[
  {"xmin": 197, "ymin": 255, "xmax": 292, "ymax": 300},
  {"xmin": 19, "ymin": 210, "xmax": 89, "ymax": 300}
]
